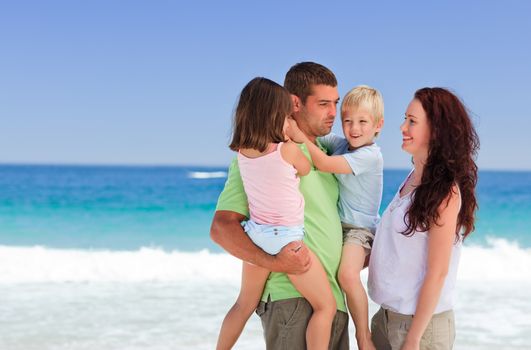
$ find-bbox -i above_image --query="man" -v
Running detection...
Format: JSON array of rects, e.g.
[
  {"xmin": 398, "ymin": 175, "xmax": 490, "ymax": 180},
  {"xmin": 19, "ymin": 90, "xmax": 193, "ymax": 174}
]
[{"xmin": 211, "ymin": 62, "xmax": 348, "ymax": 349}]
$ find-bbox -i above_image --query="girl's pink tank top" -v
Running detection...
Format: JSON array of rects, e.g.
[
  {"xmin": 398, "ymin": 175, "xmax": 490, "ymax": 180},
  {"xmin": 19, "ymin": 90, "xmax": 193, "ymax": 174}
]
[{"xmin": 237, "ymin": 142, "xmax": 304, "ymax": 226}]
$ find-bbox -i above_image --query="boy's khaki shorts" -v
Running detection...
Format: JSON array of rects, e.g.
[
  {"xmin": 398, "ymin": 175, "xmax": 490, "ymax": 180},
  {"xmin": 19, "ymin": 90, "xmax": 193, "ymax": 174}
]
[{"xmin": 342, "ymin": 223, "xmax": 374, "ymax": 256}]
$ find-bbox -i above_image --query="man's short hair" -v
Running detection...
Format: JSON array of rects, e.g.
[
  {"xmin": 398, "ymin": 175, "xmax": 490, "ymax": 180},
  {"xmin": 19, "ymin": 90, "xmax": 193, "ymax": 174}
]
[{"xmin": 284, "ymin": 62, "xmax": 337, "ymax": 104}]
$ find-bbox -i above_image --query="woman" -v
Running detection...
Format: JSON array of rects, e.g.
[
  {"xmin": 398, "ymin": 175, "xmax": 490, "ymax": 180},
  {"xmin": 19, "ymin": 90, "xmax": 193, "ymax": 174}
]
[{"xmin": 368, "ymin": 87, "xmax": 479, "ymax": 350}]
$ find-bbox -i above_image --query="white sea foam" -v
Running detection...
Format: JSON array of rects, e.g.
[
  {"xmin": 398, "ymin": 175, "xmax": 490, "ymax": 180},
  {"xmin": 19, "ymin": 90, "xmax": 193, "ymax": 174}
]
[
  {"xmin": 1, "ymin": 239, "xmax": 531, "ymax": 349},
  {"xmin": 459, "ymin": 237, "xmax": 531, "ymax": 281},
  {"xmin": 0, "ymin": 246, "xmax": 241, "ymax": 284},
  {"xmin": 1, "ymin": 238, "xmax": 530, "ymax": 284},
  {"xmin": 187, "ymin": 171, "xmax": 227, "ymax": 179}
]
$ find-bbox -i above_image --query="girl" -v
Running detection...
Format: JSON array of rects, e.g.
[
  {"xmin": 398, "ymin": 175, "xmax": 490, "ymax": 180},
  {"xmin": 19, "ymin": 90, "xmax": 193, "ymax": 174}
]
[
  {"xmin": 368, "ymin": 88, "xmax": 479, "ymax": 350},
  {"xmin": 216, "ymin": 77, "xmax": 336, "ymax": 350}
]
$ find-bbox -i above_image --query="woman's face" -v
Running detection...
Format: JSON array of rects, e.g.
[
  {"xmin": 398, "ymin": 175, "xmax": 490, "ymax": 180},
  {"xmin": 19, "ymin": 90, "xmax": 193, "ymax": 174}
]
[{"xmin": 401, "ymin": 99, "xmax": 431, "ymax": 161}]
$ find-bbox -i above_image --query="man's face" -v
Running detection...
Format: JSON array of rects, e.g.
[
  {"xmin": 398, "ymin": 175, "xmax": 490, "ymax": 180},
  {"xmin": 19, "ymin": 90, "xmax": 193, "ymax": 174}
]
[{"xmin": 294, "ymin": 84, "xmax": 339, "ymax": 142}]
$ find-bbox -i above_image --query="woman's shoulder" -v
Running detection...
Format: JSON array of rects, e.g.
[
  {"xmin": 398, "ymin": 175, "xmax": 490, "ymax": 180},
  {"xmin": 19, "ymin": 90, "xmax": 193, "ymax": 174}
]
[{"xmin": 438, "ymin": 183, "xmax": 462, "ymax": 215}]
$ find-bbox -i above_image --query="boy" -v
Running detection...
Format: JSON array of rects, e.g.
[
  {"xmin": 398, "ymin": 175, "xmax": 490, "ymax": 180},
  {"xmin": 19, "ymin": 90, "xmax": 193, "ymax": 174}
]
[{"xmin": 287, "ymin": 85, "xmax": 384, "ymax": 350}]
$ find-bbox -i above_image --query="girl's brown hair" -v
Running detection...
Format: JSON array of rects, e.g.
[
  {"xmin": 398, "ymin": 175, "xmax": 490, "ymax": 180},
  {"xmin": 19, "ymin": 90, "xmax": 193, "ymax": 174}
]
[
  {"xmin": 404, "ymin": 87, "xmax": 479, "ymax": 240},
  {"xmin": 229, "ymin": 77, "xmax": 292, "ymax": 152}
]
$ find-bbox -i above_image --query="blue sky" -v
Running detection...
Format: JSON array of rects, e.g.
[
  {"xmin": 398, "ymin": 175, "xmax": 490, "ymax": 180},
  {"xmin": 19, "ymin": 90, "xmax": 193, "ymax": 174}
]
[{"xmin": 1, "ymin": 0, "xmax": 530, "ymax": 170}]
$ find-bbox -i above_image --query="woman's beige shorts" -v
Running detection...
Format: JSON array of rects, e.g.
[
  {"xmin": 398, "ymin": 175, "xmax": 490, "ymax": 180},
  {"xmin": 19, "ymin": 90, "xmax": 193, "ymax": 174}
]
[{"xmin": 371, "ymin": 307, "xmax": 456, "ymax": 350}]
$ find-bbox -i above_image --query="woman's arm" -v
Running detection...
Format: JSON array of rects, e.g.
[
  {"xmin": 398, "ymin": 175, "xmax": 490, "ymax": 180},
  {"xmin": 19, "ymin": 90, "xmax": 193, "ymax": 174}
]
[{"xmin": 401, "ymin": 186, "xmax": 461, "ymax": 350}]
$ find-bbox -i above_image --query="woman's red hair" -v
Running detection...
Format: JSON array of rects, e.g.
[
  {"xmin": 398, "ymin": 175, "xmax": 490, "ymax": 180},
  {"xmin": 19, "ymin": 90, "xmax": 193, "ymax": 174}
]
[{"xmin": 404, "ymin": 88, "xmax": 479, "ymax": 240}]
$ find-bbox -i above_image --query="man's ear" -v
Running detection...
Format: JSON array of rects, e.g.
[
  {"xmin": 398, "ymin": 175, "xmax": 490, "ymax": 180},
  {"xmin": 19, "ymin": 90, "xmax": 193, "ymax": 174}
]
[{"xmin": 291, "ymin": 94, "xmax": 301, "ymax": 113}]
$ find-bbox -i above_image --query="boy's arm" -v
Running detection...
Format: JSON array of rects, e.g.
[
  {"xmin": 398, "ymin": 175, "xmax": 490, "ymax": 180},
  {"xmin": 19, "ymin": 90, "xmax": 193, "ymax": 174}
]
[
  {"xmin": 305, "ymin": 140, "xmax": 353, "ymax": 174},
  {"xmin": 286, "ymin": 118, "xmax": 352, "ymax": 174}
]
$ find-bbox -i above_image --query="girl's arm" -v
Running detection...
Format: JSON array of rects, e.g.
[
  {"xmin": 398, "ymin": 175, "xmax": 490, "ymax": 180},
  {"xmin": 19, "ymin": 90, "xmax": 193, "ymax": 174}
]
[
  {"xmin": 286, "ymin": 119, "xmax": 352, "ymax": 174},
  {"xmin": 280, "ymin": 141, "xmax": 311, "ymax": 176},
  {"xmin": 401, "ymin": 186, "xmax": 461, "ymax": 350}
]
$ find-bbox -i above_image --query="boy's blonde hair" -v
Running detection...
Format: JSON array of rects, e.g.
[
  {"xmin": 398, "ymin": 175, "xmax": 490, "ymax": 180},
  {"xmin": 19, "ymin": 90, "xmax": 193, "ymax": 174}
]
[{"xmin": 341, "ymin": 85, "xmax": 384, "ymax": 136}]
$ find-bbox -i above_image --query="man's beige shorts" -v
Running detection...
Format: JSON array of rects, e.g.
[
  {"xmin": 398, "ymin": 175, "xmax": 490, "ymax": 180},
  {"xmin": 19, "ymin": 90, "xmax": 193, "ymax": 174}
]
[{"xmin": 342, "ymin": 223, "xmax": 374, "ymax": 256}]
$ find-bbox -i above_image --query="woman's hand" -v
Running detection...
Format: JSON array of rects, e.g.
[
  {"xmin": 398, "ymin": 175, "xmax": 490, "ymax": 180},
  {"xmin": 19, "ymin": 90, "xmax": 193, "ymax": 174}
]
[{"xmin": 400, "ymin": 336, "xmax": 420, "ymax": 350}]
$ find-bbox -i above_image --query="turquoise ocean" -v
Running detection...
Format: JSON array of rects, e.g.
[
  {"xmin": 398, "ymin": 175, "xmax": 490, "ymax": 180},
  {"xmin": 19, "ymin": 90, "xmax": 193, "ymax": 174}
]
[{"xmin": 1, "ymin": 165, "xmax": 530, "ymax": 349}]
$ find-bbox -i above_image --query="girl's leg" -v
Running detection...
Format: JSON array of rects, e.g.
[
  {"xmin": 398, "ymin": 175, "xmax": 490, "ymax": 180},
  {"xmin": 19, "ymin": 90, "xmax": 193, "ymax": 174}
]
[
  {"xmin": 338, "ymin": 244, "xmax": 375, "ymax": 350},
  {"xmin": 216, "ymin": 262, "xmax": 270, "ymax": 350},
  {"xmin": 288, "ymin": 249, "xmax": 336, "ymax": 350}
]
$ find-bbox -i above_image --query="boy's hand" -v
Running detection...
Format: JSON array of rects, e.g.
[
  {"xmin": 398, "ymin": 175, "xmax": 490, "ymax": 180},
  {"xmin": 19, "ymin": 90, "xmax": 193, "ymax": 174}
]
[{"xmin": 286, "ymin": 118, "xmax": 307, "ymax": 143}]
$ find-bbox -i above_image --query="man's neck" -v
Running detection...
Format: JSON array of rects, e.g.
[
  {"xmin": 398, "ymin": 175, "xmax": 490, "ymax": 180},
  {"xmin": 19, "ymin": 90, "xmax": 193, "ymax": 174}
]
[
  {"xmin": 306, "ymin": 135, "xmax": 317, "ymax": 144},
  {"xmin": 297, "ymin": 123, "xmax": 318, "ymax": 144}
]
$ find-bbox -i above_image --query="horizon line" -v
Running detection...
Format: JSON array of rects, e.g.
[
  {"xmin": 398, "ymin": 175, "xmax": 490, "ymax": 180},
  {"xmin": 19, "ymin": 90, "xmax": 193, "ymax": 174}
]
[{"xmin": 0, "ymin": 162, "xmax": 529, "ymax": 173}]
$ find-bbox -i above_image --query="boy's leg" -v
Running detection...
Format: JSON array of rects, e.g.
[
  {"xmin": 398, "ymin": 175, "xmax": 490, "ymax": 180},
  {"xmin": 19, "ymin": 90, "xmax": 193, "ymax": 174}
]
[
  {"xmin": 288, "ymin": 249, "xmax": 337, "ymax": 350},
  {"xmin": 338, "ymin": 244, "xmax": 375, "ymax": 350},
  {"xmin": 216, "ymin": 262, "xmax": 269, "ymax": 350}
]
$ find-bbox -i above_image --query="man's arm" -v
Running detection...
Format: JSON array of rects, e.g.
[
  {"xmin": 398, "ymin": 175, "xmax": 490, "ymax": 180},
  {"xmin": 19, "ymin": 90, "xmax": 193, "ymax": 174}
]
[
  {"xmin": 210, "ymin": 211, "xmax": 311, "ymax": 274},
  {"xmin": 211, "ymin": 157, "xmax": 310, "ymax": 274}
]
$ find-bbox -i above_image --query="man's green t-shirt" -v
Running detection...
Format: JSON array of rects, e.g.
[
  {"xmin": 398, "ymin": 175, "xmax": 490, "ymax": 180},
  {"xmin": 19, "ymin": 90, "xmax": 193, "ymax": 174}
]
[{"xmin": 216, "ymin": 143, "xmax": 346, "ymax": 312}]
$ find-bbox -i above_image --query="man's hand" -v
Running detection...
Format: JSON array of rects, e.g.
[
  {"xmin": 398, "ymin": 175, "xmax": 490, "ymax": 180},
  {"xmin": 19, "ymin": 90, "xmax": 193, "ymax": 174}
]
[
  {"xmin": 211, "ymin": 211, "xmax": 312, "ymax": 274},
  {"xmin": 286, "ymin": 118, "xmax": 307, "ymax": 144},
  {"xmin": 272, "ymin": 241, "xmax": 311, "ymax": 274}
]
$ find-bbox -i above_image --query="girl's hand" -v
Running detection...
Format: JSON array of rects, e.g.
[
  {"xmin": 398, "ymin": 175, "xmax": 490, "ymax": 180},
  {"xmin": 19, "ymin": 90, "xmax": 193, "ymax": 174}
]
[{"xmin": 286, "ymin": 118, "xmax": 306, "ymax": 143}]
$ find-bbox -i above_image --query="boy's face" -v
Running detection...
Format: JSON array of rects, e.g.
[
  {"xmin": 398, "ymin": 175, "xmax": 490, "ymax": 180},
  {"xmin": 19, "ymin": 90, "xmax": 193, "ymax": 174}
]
[{"xmin": 341, "ymin": 106, "xmax": 383, "ymax": 150}]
